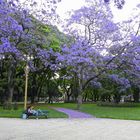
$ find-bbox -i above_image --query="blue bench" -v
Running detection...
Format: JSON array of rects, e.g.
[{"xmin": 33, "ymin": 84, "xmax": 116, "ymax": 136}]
[{"xmin": 22, "ymin": 109, "xmax": 49, "ymax": 119}]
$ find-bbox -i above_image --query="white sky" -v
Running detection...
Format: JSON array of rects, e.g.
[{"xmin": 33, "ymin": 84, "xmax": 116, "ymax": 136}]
[
  {"xmin": 111, "ymin": 0, "xmax": 140, "ymax": 21},
  {"xmin": 56, "ymin": 0, "xmax": 140, "ymax": 22},
  {"xmin": 19, "ymin": 0, "xmax": 140, "ymax": 31}
]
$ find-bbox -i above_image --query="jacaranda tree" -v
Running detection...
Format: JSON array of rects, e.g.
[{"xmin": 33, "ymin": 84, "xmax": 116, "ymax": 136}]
[
  {"xmin": 0, "ymin": 0, "xmax": 61, "ymax": 107},
  {"xmin": 57, "ymin": 0, "xmax": 140, "ymax": 108}
]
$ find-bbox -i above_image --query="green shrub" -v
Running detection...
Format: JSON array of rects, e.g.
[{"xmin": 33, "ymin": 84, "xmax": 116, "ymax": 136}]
[
  {"xmin": 97, "ymin": 101, "xmax": 137, "ymax": 107},
  {"xmin": 3, "ymin": 102, "xmax": 12, "ymax": 110},
  {"xmin": 13, "ymin": 102, "xmax": 18, "ymax": 110}
]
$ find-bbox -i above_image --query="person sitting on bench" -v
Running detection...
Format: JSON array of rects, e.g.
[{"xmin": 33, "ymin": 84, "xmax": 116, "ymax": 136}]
[{"xmin": 26, "ymin": 105, "xmax": 38, "ymax": 119}]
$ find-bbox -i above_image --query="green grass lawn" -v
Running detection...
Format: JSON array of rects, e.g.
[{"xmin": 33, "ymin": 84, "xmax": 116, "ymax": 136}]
[
  {"xmin": 49, "ymin": 103, "xmax": 140, "ymax": 120},
  {"xmin": 0, "ymin": 104, "xmax": 67, "ymax": 119},
  {"xmin": 1, "ymin": 103, "xmax": 140, "ymax": 120}
]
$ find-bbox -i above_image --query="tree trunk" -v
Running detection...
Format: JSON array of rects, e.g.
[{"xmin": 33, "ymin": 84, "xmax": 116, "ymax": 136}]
[
  {"xmin": 67, "ymin": 94, "xmax": 70, "ymax": 102},
  {"xmin": 77, "ymin": 77, "xmax": 83, "ymax": 110},
  {"xmin": 37, "ymin": 86, "xmax": 42, "ymax": 102},
  {"xmin": 65, "ymin": 92, "xmax": 72, "ymax": 103},
  {"xmin": 6, "ymin": 56, "xmax": 16, "ymax": 109},
  {"xmin": 84, "ymin": 92, "xmax": 88, "ymax": 102},
  {"xmin": 77, "ymin": 94, "xmax": 82, "ymax": 110},
  {"xmin": 48, "ymin": 93, "xmax": 53, "ymax": 104},
  {"xmin": 31, "ymin": 75, "xmax": 37, "ymax": 103},
  {"xmin": 76, "ymin": 68, "xmax": 84, "ymax": 110},
  {"xmin": 114, "ymin": 94, "xmax": 121, "ymax": 103},
  {"xmin": 133, "ymin": 87, "xmax": 139, "ymax": 103}
]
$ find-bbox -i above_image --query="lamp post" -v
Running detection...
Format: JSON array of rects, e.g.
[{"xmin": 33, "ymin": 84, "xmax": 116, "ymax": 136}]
[{"xmin": 24, "ymin": 64, "xmax": 30, "ymax": 110}]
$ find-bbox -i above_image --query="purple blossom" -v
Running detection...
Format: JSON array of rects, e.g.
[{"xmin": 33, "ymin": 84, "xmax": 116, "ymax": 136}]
[
  {"xmin": 108, "ymin": 74, "xmax": 131, "ymax": 91},
  {"xmin": 90, "ymin": 81, "xmax": 102, "ymax": 89}
]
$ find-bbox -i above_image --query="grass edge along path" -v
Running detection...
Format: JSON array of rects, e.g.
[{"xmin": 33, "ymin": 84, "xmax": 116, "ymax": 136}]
[
  {"xmin": 0, "ymin": 105, "xmax": 68, "ymax": 119},
  {"xmin": 49, "ymin": 103, "xmax": 140, "ymax": 121},
  {"xmin": 1, "ymin": 103, "xmax": 140, "ymax": 120}
]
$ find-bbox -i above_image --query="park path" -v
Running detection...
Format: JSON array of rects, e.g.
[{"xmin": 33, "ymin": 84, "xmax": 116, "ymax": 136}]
[
  {"xmin": 54, "ymin": 107, "xmax": 94, "ymax": 118},
  {"xmin": 1, "ymin": 118, "xmax": 140, "ymax": 140}
]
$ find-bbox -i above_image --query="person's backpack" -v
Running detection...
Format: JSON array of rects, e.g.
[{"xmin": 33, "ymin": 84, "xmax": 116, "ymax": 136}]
[{"xmin": 22, "ymin": 113, "xmax": 27, "ymax": 119}]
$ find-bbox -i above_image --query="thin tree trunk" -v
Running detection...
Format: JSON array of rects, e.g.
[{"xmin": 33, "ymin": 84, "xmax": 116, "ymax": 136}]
[
  {"xmin": 84, "ymin": 92, "xmax": 88, "ymax": 102},
  {"xmin": 77, "ymin": 70, "xmax": 83, "ymax": 110},
  {"xmin": 77, "ymin": 94, "xmax": 82, "ymax": 110},
  {"xmin": 7, "ymin": 56, "xmax": 16, "ymax": 109},
  {"xmin": 31, "ymin": 75, "xmax": 37, "ymax": 103}
]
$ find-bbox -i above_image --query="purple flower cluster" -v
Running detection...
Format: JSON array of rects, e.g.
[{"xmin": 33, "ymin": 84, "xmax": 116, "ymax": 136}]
[
  {"xmin": 56, "ymin": 38, "xmax": 102, "ymax": 79},
  {"xmin": 0, "ymin": 0, "xmax": 60, "ymax": 68},
  {"xmin": 108, "ymin": 74, "xmax": 131, "ymax": 90},
  {"xmin": 90, "ymin": 81, "xmax": 102, "ymax": 89}
]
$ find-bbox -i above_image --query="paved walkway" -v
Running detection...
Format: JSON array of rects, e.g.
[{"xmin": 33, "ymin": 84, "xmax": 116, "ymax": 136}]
[
  {"xmin": 54, "ymin": 108, "xmax": 94, "ymax": 118},
  {"xmin": 0, "ymin": 118, "xmax": 140, "ymax": 140}
]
